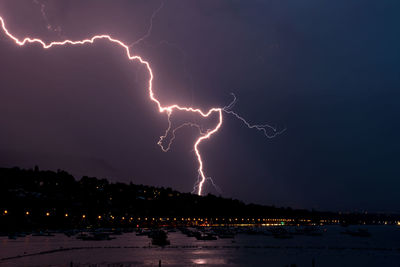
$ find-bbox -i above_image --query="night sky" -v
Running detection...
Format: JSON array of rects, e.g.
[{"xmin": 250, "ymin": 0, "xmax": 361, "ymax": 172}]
[{"xmin": 0, "ymin": 0, "xmax": 399, "ymax": 212}]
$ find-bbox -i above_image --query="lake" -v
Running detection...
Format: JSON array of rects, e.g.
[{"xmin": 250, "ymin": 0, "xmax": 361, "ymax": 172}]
[{"xmin": 1, "ymin": 225, "xmax": 400, "ymax": 266}]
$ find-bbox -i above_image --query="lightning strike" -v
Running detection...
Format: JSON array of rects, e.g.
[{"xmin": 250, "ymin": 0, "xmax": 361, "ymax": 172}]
[
  {"xmin": 0, "ymin": 15, "xmax": 283, "ymax": 196},
  {"xmin": 129, "ymin": 1, "xmax": 164, "ymax": 48},
  {"xmin": 33, "ymin": 0, "xmax": 62, "ymax": 35},
  {"xmin": 158, "ymin": 116, "xmax": 205, "ymax": 153},
  {"xmin": 223, "ymin": 93, "xmax": 286, "ymax": 139}
]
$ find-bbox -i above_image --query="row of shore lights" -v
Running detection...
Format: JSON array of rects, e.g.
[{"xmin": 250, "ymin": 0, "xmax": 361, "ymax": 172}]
[
  {"xmin": 3, "ymin": 211, "xmax": 274, "ymax": 220},
  {"xmin": 1, "ymin": 210, "xmax": 296, "ymax": 223},
  {"xmin": 2, "ymin": 210, "xmax": 291, "ymax": 222},
  {"xmin": 3, "ymin": 210, "xmax": 400, "ymax": 226}
]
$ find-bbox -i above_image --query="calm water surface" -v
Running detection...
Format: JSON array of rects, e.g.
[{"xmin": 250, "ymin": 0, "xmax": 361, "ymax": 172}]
[{"xmin": 1, "ymin": 226, "xmax": 400, "ymax": 266}]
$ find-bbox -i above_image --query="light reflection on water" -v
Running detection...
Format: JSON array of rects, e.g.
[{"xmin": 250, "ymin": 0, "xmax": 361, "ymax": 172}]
[
  {"xmin": 193, "ymin": 258, "xmax": 207, "ymax": 265},
  {"xmin": 192, "ymin": 258, "xmax": 226, "ymax": 265},
  {"xmin": 191, "ymin": 250, "xmax": 227, "ymax": 265},
  {"xmin": 0, "ymin": 226, "xmax": 399, "ymax": 266}
]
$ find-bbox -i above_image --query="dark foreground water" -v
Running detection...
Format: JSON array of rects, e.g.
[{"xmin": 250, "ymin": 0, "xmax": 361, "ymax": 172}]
[{"xmin": 1, "ymin": 226, "xmax": 400, "ymax": 266}]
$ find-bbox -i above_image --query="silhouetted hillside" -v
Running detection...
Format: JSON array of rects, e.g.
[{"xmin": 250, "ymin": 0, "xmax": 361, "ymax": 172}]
[{"xmin": 0, "ymin": 166, "xmax": 398, "ymax": 232}]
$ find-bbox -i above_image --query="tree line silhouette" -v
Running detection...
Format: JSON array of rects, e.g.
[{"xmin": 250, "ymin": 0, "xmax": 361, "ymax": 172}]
[{"xmin": 0, "ymin": 166, "xmax": 398, "ymax": 232}]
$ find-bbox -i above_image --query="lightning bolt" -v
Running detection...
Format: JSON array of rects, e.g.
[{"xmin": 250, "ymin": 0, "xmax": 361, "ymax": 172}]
[
  {"xmin": 32, "ymin": 0, "xmax": 62, "ymax": 36},
  {"xmin": 129, "ymin": 1, "xmax": 164, "ymax": 49},
  {"xmin": 0, "ymin": 15, "xmax": 284, "ymax": 196},
  {"xmin": 223, "ymin": 93, "xmax": 286, "ymax": 139}
]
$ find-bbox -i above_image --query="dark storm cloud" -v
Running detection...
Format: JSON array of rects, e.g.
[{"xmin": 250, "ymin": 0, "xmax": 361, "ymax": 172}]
[{"xmin": 0, "ymin": 0, "xmax": 399, "ymax": 212}]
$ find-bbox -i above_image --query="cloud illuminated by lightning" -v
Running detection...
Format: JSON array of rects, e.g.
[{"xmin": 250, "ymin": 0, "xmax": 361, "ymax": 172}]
[{"xmin": 0, "ymin": 15, "xmax": 283, "ymax": 196}]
